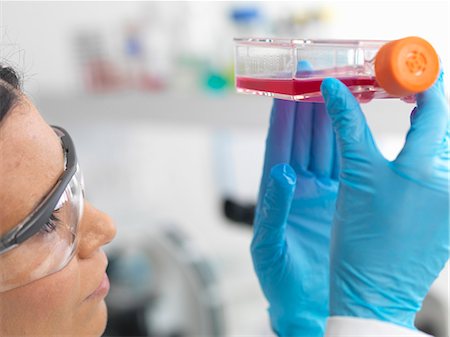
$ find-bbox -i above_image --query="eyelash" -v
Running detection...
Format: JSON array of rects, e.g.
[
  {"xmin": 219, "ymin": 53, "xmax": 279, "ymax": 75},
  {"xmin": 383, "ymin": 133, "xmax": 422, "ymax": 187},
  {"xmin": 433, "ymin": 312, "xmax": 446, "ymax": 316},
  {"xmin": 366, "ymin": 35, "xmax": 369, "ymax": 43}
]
[{"xmin": 40, "ymin": 210, "xmax": 61, "ymax": 234}]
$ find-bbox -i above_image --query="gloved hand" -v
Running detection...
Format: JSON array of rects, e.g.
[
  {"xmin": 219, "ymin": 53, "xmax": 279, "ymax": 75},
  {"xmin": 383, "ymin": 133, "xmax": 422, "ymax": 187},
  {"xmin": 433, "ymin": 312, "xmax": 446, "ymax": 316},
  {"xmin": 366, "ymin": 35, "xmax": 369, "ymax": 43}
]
[
  {"xmin": 321, "ymin": 72, "xmax": 449, "ymax": 330},
  {"xmin": 251, "ymin": 99, "xmax": 339, "ymax": 336}
]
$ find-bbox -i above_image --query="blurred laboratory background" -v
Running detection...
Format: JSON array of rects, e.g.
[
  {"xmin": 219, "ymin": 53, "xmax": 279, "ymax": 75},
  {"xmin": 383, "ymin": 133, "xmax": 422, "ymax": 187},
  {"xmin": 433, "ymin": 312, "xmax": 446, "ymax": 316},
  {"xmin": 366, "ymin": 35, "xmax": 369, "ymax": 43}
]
[{"xmin": 1, "ymin": 1, "xmax": 449, "ymax": 336}]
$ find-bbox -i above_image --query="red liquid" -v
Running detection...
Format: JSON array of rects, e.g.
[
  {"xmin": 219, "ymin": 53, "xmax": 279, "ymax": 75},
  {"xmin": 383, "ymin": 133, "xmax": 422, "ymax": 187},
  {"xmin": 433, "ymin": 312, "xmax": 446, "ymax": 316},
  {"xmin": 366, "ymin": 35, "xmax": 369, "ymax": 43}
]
[{"xmin": 236, "ymin": 76, "xmax": 402, "ymax": 103}]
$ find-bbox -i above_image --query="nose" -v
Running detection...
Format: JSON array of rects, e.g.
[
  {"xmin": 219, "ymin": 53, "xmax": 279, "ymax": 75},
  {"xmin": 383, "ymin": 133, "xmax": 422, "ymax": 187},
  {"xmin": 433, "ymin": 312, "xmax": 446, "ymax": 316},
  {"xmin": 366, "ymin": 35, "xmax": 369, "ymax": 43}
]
[{"xmin": 76, "ymin": 202, "xmax": 117, "ymax": 260}]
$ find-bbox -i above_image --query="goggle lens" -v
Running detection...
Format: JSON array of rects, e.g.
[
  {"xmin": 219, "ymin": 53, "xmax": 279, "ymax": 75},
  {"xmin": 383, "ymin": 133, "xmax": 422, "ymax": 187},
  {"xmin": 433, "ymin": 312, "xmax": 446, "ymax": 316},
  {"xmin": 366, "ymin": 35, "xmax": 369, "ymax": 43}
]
[{"xmin": 0, "ymin": 166, "xmax": 84, "ymax": 292}]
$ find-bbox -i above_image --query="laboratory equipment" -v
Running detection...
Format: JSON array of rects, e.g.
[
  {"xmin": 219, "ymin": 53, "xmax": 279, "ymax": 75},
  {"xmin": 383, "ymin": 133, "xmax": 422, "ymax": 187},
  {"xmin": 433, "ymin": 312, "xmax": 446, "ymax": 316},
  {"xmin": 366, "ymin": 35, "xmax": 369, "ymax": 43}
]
[
  {"xmin": 234, "ymin": 37, "xmax": 439, "ymax": 103},
  {"xmin": 104, "ymin": 224, "xmax": 225, "ymax": 337}
]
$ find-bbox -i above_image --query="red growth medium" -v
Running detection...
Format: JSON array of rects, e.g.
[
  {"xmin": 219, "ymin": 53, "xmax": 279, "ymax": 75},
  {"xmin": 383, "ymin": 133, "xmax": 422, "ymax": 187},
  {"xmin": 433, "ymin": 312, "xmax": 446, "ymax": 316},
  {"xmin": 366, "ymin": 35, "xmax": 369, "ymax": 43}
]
[{"xmin": 236, "ymin": 76, "xmax": 395, "ymax": 103}]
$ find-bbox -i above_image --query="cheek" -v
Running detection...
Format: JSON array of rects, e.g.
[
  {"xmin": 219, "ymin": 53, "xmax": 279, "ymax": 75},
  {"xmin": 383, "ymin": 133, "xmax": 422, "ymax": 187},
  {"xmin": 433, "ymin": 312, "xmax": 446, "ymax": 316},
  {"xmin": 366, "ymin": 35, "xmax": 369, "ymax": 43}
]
[{"xmin": 0, "ymin": 257, "xmax": 81, "ymax": 335}]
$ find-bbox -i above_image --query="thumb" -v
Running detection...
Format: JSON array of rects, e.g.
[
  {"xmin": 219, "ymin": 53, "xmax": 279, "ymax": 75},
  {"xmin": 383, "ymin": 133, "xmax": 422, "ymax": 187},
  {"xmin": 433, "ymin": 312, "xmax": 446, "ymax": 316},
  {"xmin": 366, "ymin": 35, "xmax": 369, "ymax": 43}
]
[
  {"xmin": 251, "ymin": 163, "xmax": 296, "ymax": 265},
  {"xmin": 397, "ymin": 70, "xmax": 449, "ymax": 162},
  {"xmin": 321, "ymin": 78, "xmax": 379, "ymax": 163}
]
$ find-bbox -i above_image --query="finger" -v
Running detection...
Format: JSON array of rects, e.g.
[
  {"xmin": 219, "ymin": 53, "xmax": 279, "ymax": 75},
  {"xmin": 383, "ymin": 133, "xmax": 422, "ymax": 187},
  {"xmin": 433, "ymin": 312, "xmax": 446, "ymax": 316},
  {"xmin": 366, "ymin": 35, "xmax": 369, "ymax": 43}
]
[
  {"xmin": 251, "ymin": 164, "xmax": 296, "ymax": 263},
  {"xmin": 321, "ymin": 78, "xmax": 380, "ymax": 162},
  {"xmin": 290, "ymin": 59, "xmax": 314, "ymax": 173},
  {"xmin": 309, "ymin": 103, "xmax": 334, "ymax": 178},
  {"xmin": 331, "ymin": 135, "xmax": 340, "ymax": 180},
  {"xmin": 290, "ymin": 102, "xmax": 314, "ymax": 173},
  {"xmin": 261, "ymin": 99, "xmax": 296, "ymax": 188},
  {"xmin": 396, "ymin": 70, "xmax": 449, "ymax": 161},
  {"xmin": 296, "ymin": 59, "xmax": 313, "ymax": 77}
]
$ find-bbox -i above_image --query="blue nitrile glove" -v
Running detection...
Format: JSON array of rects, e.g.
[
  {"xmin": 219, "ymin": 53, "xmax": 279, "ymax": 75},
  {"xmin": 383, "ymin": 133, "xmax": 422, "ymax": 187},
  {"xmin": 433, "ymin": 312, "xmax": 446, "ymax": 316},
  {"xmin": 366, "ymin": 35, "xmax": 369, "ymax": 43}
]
[
  {"xmin": 321, "ymin": 72, "xmax": 449, "ymax": 330},
  {"xmin": 251, "ymin": 99, "xmax": 339, "ymax": 336}
]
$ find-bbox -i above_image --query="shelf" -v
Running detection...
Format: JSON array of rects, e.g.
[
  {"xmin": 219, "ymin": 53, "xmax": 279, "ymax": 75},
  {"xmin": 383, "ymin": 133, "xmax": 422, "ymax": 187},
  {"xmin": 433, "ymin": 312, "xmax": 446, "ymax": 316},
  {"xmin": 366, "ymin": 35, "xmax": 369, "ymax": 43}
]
[{"xmin": 34, "ymin": 90, "xmax": 413, "ymax": 134}]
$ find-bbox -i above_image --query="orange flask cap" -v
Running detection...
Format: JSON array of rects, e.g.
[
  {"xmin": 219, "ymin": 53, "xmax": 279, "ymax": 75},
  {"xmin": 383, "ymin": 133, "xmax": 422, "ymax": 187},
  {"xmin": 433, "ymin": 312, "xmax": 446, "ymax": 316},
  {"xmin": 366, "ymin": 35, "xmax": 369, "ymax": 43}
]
[{"xmin": 375, "ymin": 36, "xmax": 439, "ymax": 97}]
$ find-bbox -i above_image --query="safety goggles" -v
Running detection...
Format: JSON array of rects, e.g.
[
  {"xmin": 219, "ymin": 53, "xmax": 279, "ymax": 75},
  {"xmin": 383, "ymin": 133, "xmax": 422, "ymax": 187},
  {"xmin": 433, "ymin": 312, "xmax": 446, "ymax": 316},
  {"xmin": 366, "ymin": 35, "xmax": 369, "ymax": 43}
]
[{"xmin": 0, "ymin": 126, "xmax": 84, "ymax": 292}]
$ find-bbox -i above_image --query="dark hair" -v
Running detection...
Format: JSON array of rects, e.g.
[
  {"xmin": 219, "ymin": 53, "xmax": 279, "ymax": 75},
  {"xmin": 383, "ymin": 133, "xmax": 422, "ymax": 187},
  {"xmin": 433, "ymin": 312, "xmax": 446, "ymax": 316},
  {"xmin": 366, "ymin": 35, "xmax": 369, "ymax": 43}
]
[{"xmin": 0, "ymin": 65, "xmax": 21, "ymax": 123}]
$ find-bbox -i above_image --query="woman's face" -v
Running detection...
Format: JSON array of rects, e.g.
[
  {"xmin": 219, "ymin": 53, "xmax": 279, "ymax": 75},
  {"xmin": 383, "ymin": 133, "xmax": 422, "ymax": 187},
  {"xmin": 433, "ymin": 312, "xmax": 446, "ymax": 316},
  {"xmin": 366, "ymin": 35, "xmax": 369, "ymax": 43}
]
[{"xmin": 0, "ymin": 96, "xmax": 117, "ymax": 336}]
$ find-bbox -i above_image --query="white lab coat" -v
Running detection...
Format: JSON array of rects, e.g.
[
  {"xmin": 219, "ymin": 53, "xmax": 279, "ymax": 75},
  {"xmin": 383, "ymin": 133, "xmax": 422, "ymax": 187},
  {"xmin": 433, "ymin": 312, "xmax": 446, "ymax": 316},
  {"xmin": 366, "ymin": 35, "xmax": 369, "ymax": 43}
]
[{"xmin": 325, "ymin": 317, "xmax": 432, "ymax": 336}]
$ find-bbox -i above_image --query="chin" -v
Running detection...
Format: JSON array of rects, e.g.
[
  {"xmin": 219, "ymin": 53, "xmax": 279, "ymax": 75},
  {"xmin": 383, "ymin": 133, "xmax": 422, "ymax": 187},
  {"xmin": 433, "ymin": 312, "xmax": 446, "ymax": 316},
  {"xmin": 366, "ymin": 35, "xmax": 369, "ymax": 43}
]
[
  {"xmin": 92, "ymin": 300, "xmax": 108, "ymax": 337},
  {"xmin": 79, "ymin": 300, "xmax": 108, "ymax": 337}
]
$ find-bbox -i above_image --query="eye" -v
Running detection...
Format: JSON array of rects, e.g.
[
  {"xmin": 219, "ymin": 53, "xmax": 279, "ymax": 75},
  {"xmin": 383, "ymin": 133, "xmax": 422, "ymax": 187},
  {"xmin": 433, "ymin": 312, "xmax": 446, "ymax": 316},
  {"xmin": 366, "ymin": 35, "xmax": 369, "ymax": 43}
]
[{"xmin": 40, "ymin": 210, "xmax": 61, "ymax": 234}]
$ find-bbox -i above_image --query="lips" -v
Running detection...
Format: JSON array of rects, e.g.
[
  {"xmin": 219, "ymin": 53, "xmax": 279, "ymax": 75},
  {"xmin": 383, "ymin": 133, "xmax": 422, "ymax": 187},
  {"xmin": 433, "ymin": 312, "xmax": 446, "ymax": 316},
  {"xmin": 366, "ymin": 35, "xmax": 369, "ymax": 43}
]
[
  {"xmin": 84, "ymin": 251, "xmax": 110, "ymax": 301},
  {"xmin": 86, "ymin": 272, "xmax": 110, "ymax": 301}
]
